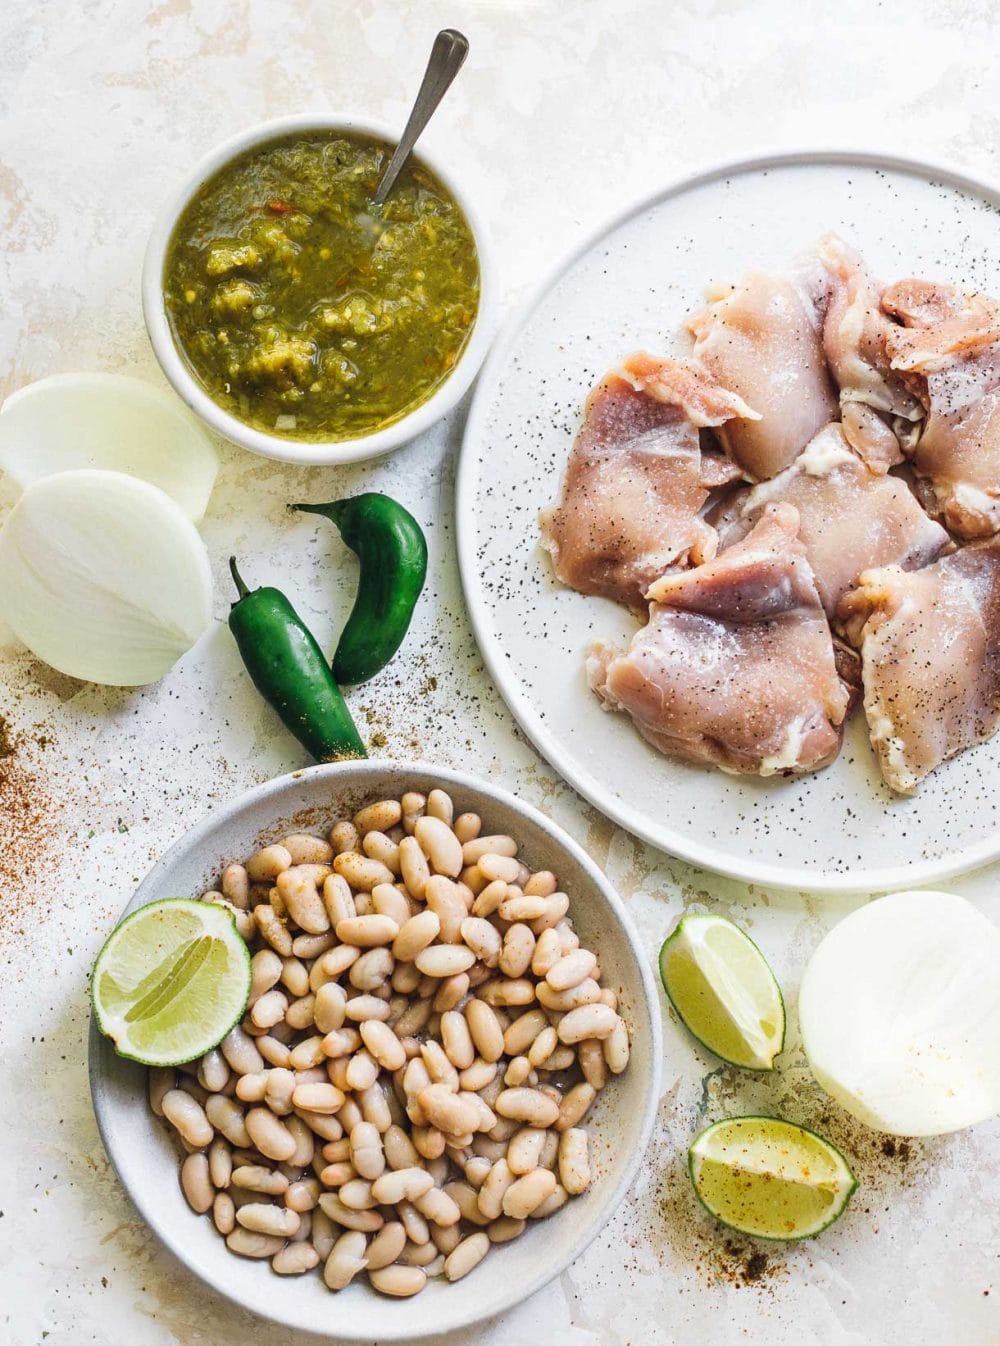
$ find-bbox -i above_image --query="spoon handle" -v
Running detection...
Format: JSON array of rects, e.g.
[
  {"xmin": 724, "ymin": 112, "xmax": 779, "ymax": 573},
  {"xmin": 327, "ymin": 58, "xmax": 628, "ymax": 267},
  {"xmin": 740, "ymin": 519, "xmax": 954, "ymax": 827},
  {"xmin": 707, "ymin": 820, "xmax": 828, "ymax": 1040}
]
[{"xmin": 372, "ymin": 28, "xmax": 469, "ymax": 206}]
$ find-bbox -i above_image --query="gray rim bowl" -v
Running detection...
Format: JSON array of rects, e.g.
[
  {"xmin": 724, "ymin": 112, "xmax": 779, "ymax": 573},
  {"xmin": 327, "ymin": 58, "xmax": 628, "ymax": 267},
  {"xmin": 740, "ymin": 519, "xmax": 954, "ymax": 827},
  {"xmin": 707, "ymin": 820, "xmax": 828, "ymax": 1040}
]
[{"xmin": 89, "ymin": 759, "xmax": 663, "ymax": 1340}]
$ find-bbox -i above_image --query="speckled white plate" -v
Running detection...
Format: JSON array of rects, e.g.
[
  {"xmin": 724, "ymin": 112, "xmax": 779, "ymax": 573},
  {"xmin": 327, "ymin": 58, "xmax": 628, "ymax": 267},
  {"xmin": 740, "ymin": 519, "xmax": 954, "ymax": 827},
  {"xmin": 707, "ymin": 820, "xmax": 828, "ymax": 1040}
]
[
  {"xmin": 88, "ymin": 760, "xmax": 661, "ymax": 1340},
  {"xmin": 457, "ymin": 150, "xmax": 1000, "ymax": 894}
]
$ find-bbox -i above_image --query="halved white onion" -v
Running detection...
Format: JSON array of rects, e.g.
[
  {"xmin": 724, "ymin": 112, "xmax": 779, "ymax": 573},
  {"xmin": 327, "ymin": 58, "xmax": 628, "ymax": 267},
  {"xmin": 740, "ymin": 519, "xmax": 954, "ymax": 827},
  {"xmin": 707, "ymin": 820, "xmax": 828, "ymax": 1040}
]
[
  {"xmin": 0, "ymin": 469, "xmax": 213, "ymax": 686},
  {"xmin": 0, "ymin": 373, "xmax": 219, "ymax": 521},
  {"xmin": 799, "ymin": 890, "xmax": 1000, "ymax": 1136}
]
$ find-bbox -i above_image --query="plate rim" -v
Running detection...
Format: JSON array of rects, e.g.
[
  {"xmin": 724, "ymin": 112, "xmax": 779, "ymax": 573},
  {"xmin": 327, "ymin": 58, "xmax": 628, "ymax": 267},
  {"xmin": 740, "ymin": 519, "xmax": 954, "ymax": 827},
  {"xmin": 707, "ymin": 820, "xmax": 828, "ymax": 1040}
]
[
  {"xmin": 88, "ymin": 758, "xmax": 663, "ymax": 1340},
  {"xmin": 456, "ymin": 146, "xmax": 1000, "ymax": 894}
]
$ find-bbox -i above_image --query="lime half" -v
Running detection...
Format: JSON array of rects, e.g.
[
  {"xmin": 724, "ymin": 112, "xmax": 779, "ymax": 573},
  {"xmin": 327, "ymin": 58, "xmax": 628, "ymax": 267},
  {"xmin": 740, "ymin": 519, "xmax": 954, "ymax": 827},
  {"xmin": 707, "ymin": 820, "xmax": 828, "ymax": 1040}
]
[
  {"xmin": 92, "ymin": 898, "xmax": 251, "ymax": 1066},
  {"xmin": 689, "ymin": 1116, "xmax": 857, "ymax": 1240},
  {"xmin": 659, "ymin": 913, "xmax": 785, "ymax": 1069}
]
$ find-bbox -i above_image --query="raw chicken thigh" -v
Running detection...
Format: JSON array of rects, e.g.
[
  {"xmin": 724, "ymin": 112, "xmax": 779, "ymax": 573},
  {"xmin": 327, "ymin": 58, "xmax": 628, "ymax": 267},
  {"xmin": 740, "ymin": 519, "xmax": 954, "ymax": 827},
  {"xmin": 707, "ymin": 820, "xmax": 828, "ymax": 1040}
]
[
  {"xmin": 540, "ymin": 352, "xmax": 755, "ymax": 610},
  {"xmin": 840, "ymin": 540, "xmax": 1000, "ymax": 793},
  {"xmin": 883, "ymin": 279, "xmax": 1000, "ymax": 537},
  {"xmin": 817, "ymin": 234, "xmax": 925, "ymax": 471},
  {"xmin": 587, "ymin": 504, "xmax": 850, "ymax": 776},
  {"xmin": 710, "ymin": 423, "xmax": 949, "ymax": 618},
  {"xmin": 687, "ymin": 268, "xmax": 838, "ymax": 481}
]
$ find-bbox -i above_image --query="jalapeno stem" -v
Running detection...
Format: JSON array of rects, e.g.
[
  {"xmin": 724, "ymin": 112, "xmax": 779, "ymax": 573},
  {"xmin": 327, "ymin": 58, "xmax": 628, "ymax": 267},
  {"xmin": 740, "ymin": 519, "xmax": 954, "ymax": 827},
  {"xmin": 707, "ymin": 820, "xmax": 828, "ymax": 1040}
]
[
  {"xmin": 229, "ymin": 556, "xmax": 251, "ymax": 602},
  {"xmin": 290, "ymin": 501, "xmax": 345, "ymax": 526}
]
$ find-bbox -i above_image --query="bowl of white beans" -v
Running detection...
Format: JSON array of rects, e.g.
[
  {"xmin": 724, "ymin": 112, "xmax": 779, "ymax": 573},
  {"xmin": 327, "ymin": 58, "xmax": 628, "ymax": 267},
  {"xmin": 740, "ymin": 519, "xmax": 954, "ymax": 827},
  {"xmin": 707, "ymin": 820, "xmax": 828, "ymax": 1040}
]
[{"xmin": 89, "ymin": 760, "xmax": 662, "ymax": 1339}]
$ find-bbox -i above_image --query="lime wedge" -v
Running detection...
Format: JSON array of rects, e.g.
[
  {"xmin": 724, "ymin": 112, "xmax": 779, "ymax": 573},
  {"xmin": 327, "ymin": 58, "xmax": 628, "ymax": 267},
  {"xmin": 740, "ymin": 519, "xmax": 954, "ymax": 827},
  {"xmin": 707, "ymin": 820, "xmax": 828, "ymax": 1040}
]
[
  {"xmin": 689, "ymin": 1116, "xmax": 857, "ymax": 1240},
  {"xmin": 92, "ymin": 898, "xmax": 251, "ymax": 1066},
  {"xmin": 659, "ymin": 913, "xmax": 785, "ymax": 1069}
]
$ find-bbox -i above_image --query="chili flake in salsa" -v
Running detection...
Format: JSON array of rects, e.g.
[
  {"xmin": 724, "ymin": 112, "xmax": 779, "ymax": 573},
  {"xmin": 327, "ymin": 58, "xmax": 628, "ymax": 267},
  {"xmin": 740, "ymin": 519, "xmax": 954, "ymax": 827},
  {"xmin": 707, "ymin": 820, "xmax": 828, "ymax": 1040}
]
[{"xmin": 163, "ymin": 132, "xmax": 480, "ymax": 440}]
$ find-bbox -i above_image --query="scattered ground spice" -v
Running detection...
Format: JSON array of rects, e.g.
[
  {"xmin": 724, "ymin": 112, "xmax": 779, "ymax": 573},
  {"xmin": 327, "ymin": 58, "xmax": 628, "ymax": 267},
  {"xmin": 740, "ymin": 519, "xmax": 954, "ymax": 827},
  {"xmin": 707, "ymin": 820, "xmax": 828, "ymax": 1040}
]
[
  {"xmin": 720, "ymin": 1241, "xmax": 771, "ymax": 1284},
  {"xmin": 0, "ymin": 711, "xmax": 59, "ymax": 935},
  {"xmin": 880, "ymin": 1137, "xmax": 911, "ymax": 1162}
]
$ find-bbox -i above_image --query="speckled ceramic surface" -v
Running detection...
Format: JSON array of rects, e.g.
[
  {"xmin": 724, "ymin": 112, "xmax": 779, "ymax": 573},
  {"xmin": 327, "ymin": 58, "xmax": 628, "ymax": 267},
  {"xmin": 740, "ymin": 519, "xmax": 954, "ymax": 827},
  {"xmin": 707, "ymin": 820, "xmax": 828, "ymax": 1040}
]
[
  {"xmin": 4, "ymin": 3, "xmax": 1000, "ymax": 1345},
  {"xmin": 459, "ymin": 151, "xmax": 1000, "ymax": 893},
  {"xmin": 88, "ymin": 761, "xmax": 662, "ymax": 1339}
]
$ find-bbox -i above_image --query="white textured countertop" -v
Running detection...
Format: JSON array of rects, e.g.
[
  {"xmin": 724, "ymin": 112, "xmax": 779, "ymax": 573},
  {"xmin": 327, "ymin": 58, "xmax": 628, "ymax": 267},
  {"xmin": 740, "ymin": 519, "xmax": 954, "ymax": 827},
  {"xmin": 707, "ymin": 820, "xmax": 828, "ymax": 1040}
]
[{"xmin": 2, "ymin": 2, "xmax": 999, "ymax": 1343}]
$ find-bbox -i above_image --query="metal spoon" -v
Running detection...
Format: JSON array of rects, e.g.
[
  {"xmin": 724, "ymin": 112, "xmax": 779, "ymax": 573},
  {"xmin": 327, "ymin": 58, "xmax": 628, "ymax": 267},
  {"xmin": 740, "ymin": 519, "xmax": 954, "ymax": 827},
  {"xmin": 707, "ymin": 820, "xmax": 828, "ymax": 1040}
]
[{"xmin": 372, "ymin": 28, "xmax": 469, "ymax": 207}]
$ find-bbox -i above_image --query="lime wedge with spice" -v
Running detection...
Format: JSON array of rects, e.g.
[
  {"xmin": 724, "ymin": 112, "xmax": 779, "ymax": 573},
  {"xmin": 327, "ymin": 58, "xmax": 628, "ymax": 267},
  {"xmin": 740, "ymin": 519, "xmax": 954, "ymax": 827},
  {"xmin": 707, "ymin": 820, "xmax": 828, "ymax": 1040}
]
[
  {"xmin": 689, "ymin": 1116, "xmax": 857, "ymax": 1240},
  {"xmin": 92, "ymin": 898, "xmax": 251, "ymax": 1066},
  {"xmin": 659, "ymin": 913, "xmax": 785, "ymax": 1069}
]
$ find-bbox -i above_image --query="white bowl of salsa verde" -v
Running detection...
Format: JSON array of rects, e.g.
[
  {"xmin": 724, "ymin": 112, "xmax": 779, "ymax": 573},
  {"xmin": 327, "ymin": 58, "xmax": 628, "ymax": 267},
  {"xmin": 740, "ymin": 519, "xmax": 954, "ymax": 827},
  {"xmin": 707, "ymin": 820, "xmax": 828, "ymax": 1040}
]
[{"xmin": 143, "ymin": 114, "xmax": 497, "ymax": 466}]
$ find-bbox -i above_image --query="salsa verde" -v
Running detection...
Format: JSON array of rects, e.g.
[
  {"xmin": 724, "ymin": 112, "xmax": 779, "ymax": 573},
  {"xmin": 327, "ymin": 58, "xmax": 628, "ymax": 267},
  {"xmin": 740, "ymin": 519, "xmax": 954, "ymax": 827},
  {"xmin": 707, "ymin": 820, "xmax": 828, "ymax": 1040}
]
[{"xmin": 163, "ymin": 132, "xmax": 479, "ymax": 440}]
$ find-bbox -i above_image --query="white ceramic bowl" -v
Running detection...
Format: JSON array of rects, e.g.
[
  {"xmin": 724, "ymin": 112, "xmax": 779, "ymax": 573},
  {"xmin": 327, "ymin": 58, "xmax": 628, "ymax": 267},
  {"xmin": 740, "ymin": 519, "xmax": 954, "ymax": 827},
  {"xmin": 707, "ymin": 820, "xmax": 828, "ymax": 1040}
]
[
  {"xmin": 142, "ymin": 115, "xmax": 498, "ymax": 466},
  {"xmin": 88, "ymin": 760, "xmax": 662, "ymax": 1340}
]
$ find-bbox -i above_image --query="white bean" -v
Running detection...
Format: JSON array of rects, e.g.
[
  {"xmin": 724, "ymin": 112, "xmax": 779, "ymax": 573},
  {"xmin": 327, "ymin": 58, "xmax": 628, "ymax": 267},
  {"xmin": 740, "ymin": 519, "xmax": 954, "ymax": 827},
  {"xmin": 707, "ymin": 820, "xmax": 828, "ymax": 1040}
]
[
  {"xmin": 371, "ymin": 1167, "xmax": 434, "ymax": 1204},
  {"xmin": 530, "ymin": 1182, "xmax": 569, "ymax": 1218},
  {"xmin": 495, "ymin": 1088, "xmax": 560, "ymax": 1127},
  {"xmin": 487, "ymin": 1215, "xmax": 525, "ymax": 1243},
  {"xmin": 354, "ymin": 799, "xmax": 403, "ymax": 834},
  {"xmin": 545, "ymin": 948, "xmax": 597, "ymax": 991},
  {"xmin": 413, "ymin": 1184, "xmax": 462, "ymax": 1227},
  {"xmin": 226, "ymin": 1227, "xmax": 286, "ymax": 1258},
  {"xmin": 335, "ymin": 852, "xmax": 396, "ymax": 892},
  {"xmin": 557, "ymin": 1003, "xmax": 618, "ymax": 1043},
  {"xmin": 506, "ymin": 1127, "xmax": 547, "ymax": 1176},
  {"xmin": 246, "ymin": 845, "xmax": 292, "ymax": 882},
  {"xmin": 453, "ymin": 812, "xmax": 481, "ymax": 843},
  {"xmin": 213, "ymin": 1190, "xmax": 236, "ymax": 1235},
  {"xmin": 477, "ymin": 854, "xmax": 522, "ymax": 883},
  {"xmin": 273, "ymin": 1242, "xmax": 320, "ymax": 1274},
  {"xmin": 220, "ymin": 1026, "xmax": 265, "ymax": 1076},
  {"xmin": 399, "ymin": 836, "xmax": 431, "ymax": 899},
  {"xmin": 292, "ymin": 1082, "xmax": 344, "ymax": 1113},
  {"xmin": 440, "ymin": 1010, "xmax": 475, "ymax": 1069},
  {"xmin": 196, "ymin": 1048, "xmax": 229, "ymax": 1094},
  {"xmin": 368, "ymin": 1264, "xmax": 427, "ymax": 1297},
  {"xmin": 415, "ymin": 944, "xmax": 475, "ymax": 978},
  {"xmin": 311, "ymin": 1207, "xmax": 336, "ymax": 1260},
  {"xmin": 162, "ymin": 1090, "xmax": 212, "ymax": 1148},
  {"xmin": 323, "ymin": 1230, "xmax": 368, "ymax": 1290},
  {"xmin": 231, "ymin": 1165, "xmax": 288, "ymax": 1195},
  {"xmin": 180, "ymin": 1153, "xmax": 213, "ymax": 1212},
  {"xmin": 418, "ymin": 1085, "xmax": 480, "ymax": 1137},
  {"xmin": 350, "ymin": 1121, "xmax": 386, "ymax": 1180},
  {"xmin": 462, "ymin": 835, "xmax": 517, "ymax": 865},
  {"xmin": 371, "ymin": 882, "xmax": 410, "ymax": 928},
  {"xmin": 502, "ymin": 1167, "xmax": 557, "ymax": 1219},
  {"xmin": 393, "ymin": 910, "xmax": 440, "ymax": 961},
  {"xmin": 603, "ymin": 1015, "xmax": 630, "ymax": 1073},
  {"xmin": 336, "ymin": 914, "xmax": 399, "ymax": 947},
  {"xmin": 245, "ymin": 1107, "xmax": 296, "ymax": 1161},
  {"xmin": 556, "ymin": 1082, "xmax": 596, "ymax": 1131},
  {"xmin": 444, "ymin": 1231, "xmax": 489, "ymax": 1281},
  {"xmin": 236, "ymin": 1203, "xmax": 300, "ymax": 1237},
  {"xmin": 365, "ymin": 1220, "xmax": 407, "ymax": 1270},
  {"xmin": 477, "ymin": 1158, "xmax": 514, "ymax": 1219},
  {"xmin": 360, "ymin": 1019, "xmax": 406, "ymax": 1071},
  {"xmin": 579, "ymin": 1037, "xmax": 609, "ymax": 1090},
  {"xmin": 205, "ymin": 1094, "xmax": 250, "ymax": 1148},
  {"xmin": 558, "ymin": 1128, "xmax": 591, "ymax": 1195},
  {"xmin": 415, "ymin": 816, "xmax": 464, "ymax": 878},
  {"xmin": 250, "ymin": 988, "xmax": 288, "ymax": 1029},
  {"xmin": 318, "ymin": 1193, "xmax": 384, "ymax": 1233},
  {"xmin": 276, "ymin": 867, "xmax": 329, "ymax": 934}
]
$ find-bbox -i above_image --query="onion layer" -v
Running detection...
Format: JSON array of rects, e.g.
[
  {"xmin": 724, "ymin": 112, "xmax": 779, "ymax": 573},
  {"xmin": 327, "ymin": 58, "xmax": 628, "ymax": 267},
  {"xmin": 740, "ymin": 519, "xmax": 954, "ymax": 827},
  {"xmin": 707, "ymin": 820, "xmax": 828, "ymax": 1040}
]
[
  {"xmin": 799, "ymin": 889, "xmax": 1000, "ymax": 1136},
  {"xmin": 0, "ymin": 468, "xmax": 213, "ymax": 686},
  {"xmin": 0, "ymin": 373, "xmax": 219, "ymax": 521}
]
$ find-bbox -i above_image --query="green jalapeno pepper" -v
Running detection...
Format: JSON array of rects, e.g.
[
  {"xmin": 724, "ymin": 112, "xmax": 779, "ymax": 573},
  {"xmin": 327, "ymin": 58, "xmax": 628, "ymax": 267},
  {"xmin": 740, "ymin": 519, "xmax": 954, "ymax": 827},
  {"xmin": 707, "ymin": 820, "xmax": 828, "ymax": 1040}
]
[
  {"xmin": 291, "ymin": 493, "xmax": 428, "ymax": 686},
  {"xmin": 227, "ymin": 557, "xmax": 367, "ymax": 762}
]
